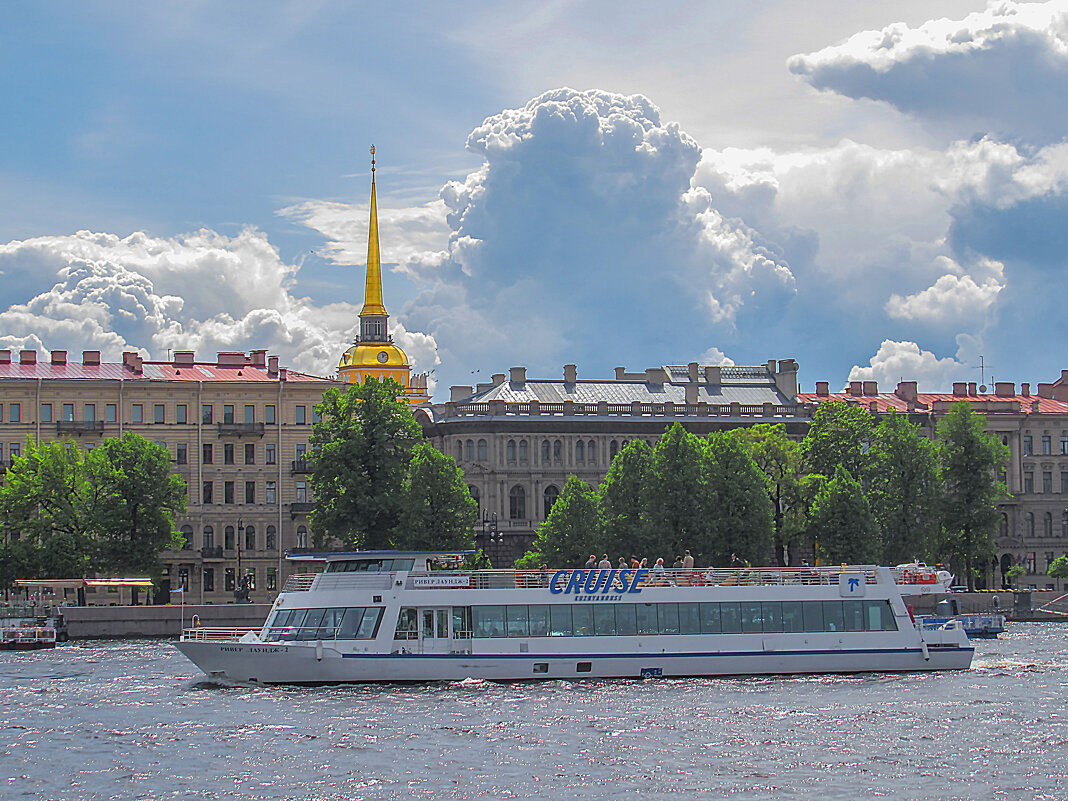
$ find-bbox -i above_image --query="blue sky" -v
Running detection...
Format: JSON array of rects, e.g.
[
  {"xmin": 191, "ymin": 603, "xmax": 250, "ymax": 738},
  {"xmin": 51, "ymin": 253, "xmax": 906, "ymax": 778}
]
[{"xmin": 1, "ymin": 1, "xmax": 1065, "ymax": 396}]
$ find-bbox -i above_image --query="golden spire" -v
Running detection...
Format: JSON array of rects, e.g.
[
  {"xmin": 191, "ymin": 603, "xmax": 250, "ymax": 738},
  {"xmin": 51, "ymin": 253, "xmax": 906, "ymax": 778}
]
[{"xmin": 361, "ymin": 144, "xmax": 387, "ymax": 316}]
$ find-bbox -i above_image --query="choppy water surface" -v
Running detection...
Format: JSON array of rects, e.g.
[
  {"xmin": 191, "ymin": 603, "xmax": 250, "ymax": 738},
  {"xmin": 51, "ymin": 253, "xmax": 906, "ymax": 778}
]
[{"xmin": 1, "ymin": 625, "xmax": 1066, "ymax": 800}]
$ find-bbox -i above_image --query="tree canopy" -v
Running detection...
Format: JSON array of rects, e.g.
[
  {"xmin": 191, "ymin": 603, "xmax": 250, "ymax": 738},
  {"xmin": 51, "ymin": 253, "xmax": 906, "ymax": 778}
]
[
  {"xmin": 809, "ymin": 465, "xmax": 880, "ymax": 565},
  {"xmin": 393, "ymin": 442, "xmax": 477, "ymax": 552},
  {"xmin": 801, "ymin": 401, "xmax": 875, "ymax": 479},
  {"xmin": 519, "ymin": 476, "xmax": 603, "ymax": 569}
]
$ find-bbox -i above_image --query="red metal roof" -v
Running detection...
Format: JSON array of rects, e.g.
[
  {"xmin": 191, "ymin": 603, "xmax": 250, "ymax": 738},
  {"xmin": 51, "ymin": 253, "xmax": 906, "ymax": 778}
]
[
  {"xmin": 799, "ymin": 392, "xmax": 1068, "ymax": 415},
  {"xmin": 0, "ymin": 361, "xmax": 335, "ymax": 383}
]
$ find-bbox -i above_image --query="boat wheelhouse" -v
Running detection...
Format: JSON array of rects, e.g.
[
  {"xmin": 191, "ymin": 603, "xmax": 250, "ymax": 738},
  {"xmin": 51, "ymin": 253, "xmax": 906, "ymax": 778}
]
[{"xmin": 175, "ymin": 551, "xmax": 973, "ymax": 684}]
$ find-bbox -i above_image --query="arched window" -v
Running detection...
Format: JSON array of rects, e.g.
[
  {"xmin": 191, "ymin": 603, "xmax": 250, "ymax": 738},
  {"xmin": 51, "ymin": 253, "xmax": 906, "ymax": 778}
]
[
  {"xmin": 465, "ymin": 440, "xmax": 474, "ymax": 461},
  {"xmin": 266, "ymin": 525, "xmax": 276, "ymax": 550},
  {"xmin": 576, "ymin": 441, "xmax": 585, "ymax": 462},
  {"xmin": 245, "ymin": 524, "xmax": 256, "ymax": 551},
  {"xmin": 1045, "ymin": 513, "xmax": 1053, "ymax": 538},
  {"xmin": 1026, "ymin": 512, "xmax": 1035, "ymax": 537},
  {"xmin": 509, "ymin": 485, "xmax": 526, "ymax": 520},
  {"xmin": 468, "ymin": 485, "xmax": 480, "ymax": 515},
  {"xmin": 477, "ymin": 439, "xmax": 488, "ymax": 461},
  {"xmin": 180, "ymin": 525, "xmax": 194, "ymax": 550},
  {"xmin": 587, "ymin": 440, "xmax": 596, "ymax": 465},
  {"xmin": 296, "ymin": 525, "xmax": 308, "ymax": 549},
  {"xmin": 541, "ymin": 440, "xmax": 550, "ymax": 461},
  {"xmin": 519, "ymin": 440, "xmax": 528, "ymax": 462},
  {"xmin": 203, "ymin": 525, "xmax": 214, "ymax": 549},
  {"xmin": 544, "ymin": 485, "xmax": 560, "ymax": 517},
  {"xmin": 553, "ymin": 440, "xmax": 562, "ymax": 462},
  {"xmin": 610, "ymin": 440, "xmax": 619, "ymax": 459},
  {"xmin": 1000, "ymin": 514, "xmax": 1008, "ymax": 537},
  {"xmin": 507, "ymin": 440, "xmax": 516, "ymax": 461},
  {"xmin": 225, "ymin": 525, "xmax": 235, "ymax": 550},
  {"xmin": 455, "ymin": 441, "xmax": 463, "ymax": 461}
]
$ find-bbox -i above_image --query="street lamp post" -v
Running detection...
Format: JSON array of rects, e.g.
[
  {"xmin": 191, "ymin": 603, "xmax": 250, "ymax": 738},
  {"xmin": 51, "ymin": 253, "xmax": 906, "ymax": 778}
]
[{"xmin": 235, "ymin": 518, "xmax": 248, "ymax": 603}]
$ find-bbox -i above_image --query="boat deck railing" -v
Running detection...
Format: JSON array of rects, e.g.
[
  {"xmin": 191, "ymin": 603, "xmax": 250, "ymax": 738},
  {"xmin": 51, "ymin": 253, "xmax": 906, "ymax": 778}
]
[
  {"xmin": 1, "ymin": 626, "xmax": 57, "ymax": 644},
  {"xmin": 181, "ymin": 627, "xmax": 256, "ymax": 642}
]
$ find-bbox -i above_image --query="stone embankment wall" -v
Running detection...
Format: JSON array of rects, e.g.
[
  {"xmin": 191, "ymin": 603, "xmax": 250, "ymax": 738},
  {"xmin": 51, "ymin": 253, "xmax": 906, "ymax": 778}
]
[
  {"xmin": 910, "ymin": 590, "xmax": 1068, "ymax": 621},
  {"xmin": 61, "ymin": 604, "xmax": 272, "ymax": 639}
]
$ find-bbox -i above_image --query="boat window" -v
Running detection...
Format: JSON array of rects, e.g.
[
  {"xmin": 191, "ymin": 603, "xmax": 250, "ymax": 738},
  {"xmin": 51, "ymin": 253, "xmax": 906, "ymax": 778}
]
[
  {"xmin": 822, "ymin": 601, "xmax": 845, "ymax": 632},
  {"xmin": 422, "ymin": 609, "xmax": 436, "ymax": 639},
  {"xmin": 699, "ymin": 603, "xmax": 720, "ymax": 634},
  {"xmin": 802, "ymin": 602, "xmax": 824, "ymax": 632},
  {"xmin": 635, "ymin": 604, "xmax": 658, "ymax": 635},
  {"xmin": 436, "ymin": 609, "xmax": 449, "ymax": 638},
  {"xmin": 760, "ymin": 602, "xmax": 784, "ymax": 633},
  {"xmin": 549, "ymin": 605, "xmax": 572, "ymax": 637},
  {"xmin": 298, "ymin": 609, "xmax": 327, "ymax": 640},
  {"xmin": 865, "ymin": 601, "xmax": 897, "ymax": 631},
  {"xmin": 615, "ymin": 604, "xmax": 637, "ymax": 635},
  {"xmin": 657, "ymin": 603, "xmax": 680, "ymax": 635},
  {"xmin": 678, "ymin": 603, "xmax": 701, "ymax": 634},
  {"xmin": 473, "ymin": 605, "xmax": 506, "ymax": 638},
  {"xmin": 527, "ymin": 605, "xmax": 549, "ymax": 637},
  {"xmin": 317, "ymin": 608, "xmax": 346, "ymax": 639},
  {"xmin": 506, "ymin": 606, "xmax": 529, "ymax": 638},
  {"xmin": 283, "ymin": 609, "xmax": 307, "ymax": 641},
  {"xmin": 740, "ymin": 602, "xmax": 762, "ymax": 634},
  {"xmin": 264, "ymin": 609, "xmax": 291, "ymax": 641},
  {"xmin": 781, "ymin": 602, "xmax": 804, "ymax": 633},
  {"xmin": 357, "ymin": 609, "xmax": 383, "ymax": 639},
  {"xmin": 571, "ymin": 605, "xmax": 593, "ymax": 636},
  {"xmin": 452, "ymin": 607, "xmax": 472, "ymax": 639},
  {"xmin": 593, "ymin": 605, "xmax": 616, "ymax": 636},
  {"xmin": 842, "ymin": 601, "xmax": 866, "ymax": 632},
  {"xmin": 338, "ymin": 608, "xmax": 365, "ymax": 639},
  {"xmin": 720, "ymin": 603, "xmax": 742, "ymax": 634},
  {"xmin": 395, "ymin": 608, "xmax": 418, "ymax": 640}
]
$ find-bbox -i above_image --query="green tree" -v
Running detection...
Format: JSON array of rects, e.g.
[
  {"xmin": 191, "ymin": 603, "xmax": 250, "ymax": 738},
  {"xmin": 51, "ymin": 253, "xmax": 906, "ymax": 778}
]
[
  {"xmin": 393, "ymin": 442, "xmax": 477, "ymax": 552},
  {"xmin": 520, "ymin": 475, "xmax": 603, "ymax": 568},
  {"xmin": 867, "ymin": 410, "xmax": 942, "ymax": 564},
  {"xmin": 599, "ymin": 439, "xmax": 654, "ymax": 560},
  {"xmin": 704, "ymin": 431, "xmax": 774, "ymax": 566},
  {"xmin": 733, "ymin": 423, "xmax": 804, "ymax": 566},
  {"xmin": 937, "ymin": 402, "xmax": 1010, "ymax": 590},
  {"xmin": 809, "ymin": 466, "xmax": 880, "ymax": 564},
  {"xmin": 644, "ymin": 423, "xmax": 710, "ymax": 561},
  {"xmin": 1005, "ymin": 564, "xmax": 1026, "ymax": 586},
  {"xmin": 310, "ymin": 378, "xmax": 422, "ymax": 549},
  {"xmin": 801, "ymin": 401, "xmax": 875, "ymax": 479},
  {"xmin": 1048, "ymin": 555, "xmax": 1068, "ymax": 580}
]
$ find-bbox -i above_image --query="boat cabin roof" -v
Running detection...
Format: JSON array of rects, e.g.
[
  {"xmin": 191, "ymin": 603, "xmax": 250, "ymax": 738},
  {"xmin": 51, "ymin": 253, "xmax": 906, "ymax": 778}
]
[{"xmin": 287, "ymin": 550, "xmax": 475, "ymax": 572}]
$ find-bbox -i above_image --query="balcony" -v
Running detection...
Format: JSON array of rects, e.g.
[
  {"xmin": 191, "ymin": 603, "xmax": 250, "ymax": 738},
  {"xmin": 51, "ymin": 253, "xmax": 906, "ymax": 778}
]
[
  {"xmin": 57, "ymin": 420, "xmax": 105, "ymax": 436},
  {"xmin": 200, "ymin": 546, "xmax": 224, "ymax": 560},
  {"xmin": 216, "ymin": 422, "xmax": 265, "ymax": 438},
  {"xmin": 289, "ymin": 501, "xmax": 315, "ymax": 519},
  {"xmin": 291, "ymin": 458, "xmax": 314, "ymax": 474}
]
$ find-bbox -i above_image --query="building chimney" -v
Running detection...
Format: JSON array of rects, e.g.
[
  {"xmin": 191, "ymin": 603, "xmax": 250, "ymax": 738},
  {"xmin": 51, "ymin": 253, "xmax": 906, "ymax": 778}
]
[
  {"xmin": 685, "ymin": 384, "xmax": 698, "ymax": 405},
  {"xmin": 861, "ymin": 381, "xmax": 877, "ymax": 396},
  {"xmin": 217, "ymin": 352, "xmax": 245, "ymax": 367},
  {"xmin": 848, "ymin": 381, "xmax": 863, "ymax": 396},
  {"xmin": 952, "ymin": 382, "xmax": 967, "ymax": 396},
  {"xmin": 688, "ymin": 362, "xmax": 699, "ymax": 382},
  {"xmin": 174, "ymin": 351, "xmax": 195, "ymax": 366},
  {"xmin": 704, "ymin": 366, "xmax": 721, "ymax": 384},
  {"xmin": 968, "ymin": 382, "xmax": 977, "ymax": 395},
  {"xmin": 615, "ymin": 367, "xmax": 627, "ymax": 380},
  {"xmin": 450, "ymin": 385, "xmax": 473, "ymax": 402},
  {"xmin": 1032, "ymin": 400, "xmax": 1041, "ymax": 413},
  {"xmin": 815, "ymin": 381, "xmax": 830, "ymax": 397},
  {"xmin": 20, "ymin": 350, "xmax": 36, "ymax": 365},
  {"xmin": 50, "ymin": 350, "xmax": 67, "ymax": 366},
  {"xmin": 1021, "ymin": 383, "xmax": 1030, "ymax": 397},
  {"xmin": 895, "ymin": 381, "xmax": 917, "ymax": 401},
  {"xmin": 766, "ymin": 359, "xmax": 777, "ymax": 373},
  {"xmin": 869, "ymin": 401, "xmax": 879, "ymax": 413},
  {"xmin": 994, "ymin": 381, "xmax": 1015, "ymax": 397},
  {"xmin": 249, "ymin": 349, "xmax": 267, "ymax": 367},
  {"xmin": 563, "ymin": 364, "xmax": 577, "ymax": 383},
  {"xmin": 0, "ymin": 350, "xmax": 9, "ymax": 364},
  {"xmin": 509, "ymin": 366, "xmax": 526, "ymax": 384},
  {"xmin": 279, "ymin": 367, "xmax": 287, "ymax": 381},
  {"xmin": 267, "ymin": 356, "xmax": 279, "ymax": 376},
  {"xmin": 492, "ymin": 372, "xmax": 506, "ymax": 386},
  {"xmin": 82, "ymin": 351, "xmax": 100, "ymax": 365}
]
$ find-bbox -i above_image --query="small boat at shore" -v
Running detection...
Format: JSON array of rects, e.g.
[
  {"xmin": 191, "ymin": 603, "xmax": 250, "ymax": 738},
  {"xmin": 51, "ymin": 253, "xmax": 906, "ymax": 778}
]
[
  {"xmin": 0, "ymin": 621, "xmax": 58, "ymax": 651},
  {"xmin": 175, "ymin": 550, "xmax": 973, "ymax": 684}
]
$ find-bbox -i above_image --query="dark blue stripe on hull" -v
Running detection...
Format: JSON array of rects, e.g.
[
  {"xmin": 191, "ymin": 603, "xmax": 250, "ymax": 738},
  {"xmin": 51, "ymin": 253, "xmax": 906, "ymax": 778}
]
[{"xmin": 341, "ymin": 646, "xmax": 973, "ymax": 660}]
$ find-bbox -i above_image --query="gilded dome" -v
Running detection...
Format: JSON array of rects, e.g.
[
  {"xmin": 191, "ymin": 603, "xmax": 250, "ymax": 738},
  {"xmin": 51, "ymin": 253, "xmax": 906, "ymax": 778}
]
[{"xmin": 339, "ymin": 342, "xmax": 410, "ymax": 369}]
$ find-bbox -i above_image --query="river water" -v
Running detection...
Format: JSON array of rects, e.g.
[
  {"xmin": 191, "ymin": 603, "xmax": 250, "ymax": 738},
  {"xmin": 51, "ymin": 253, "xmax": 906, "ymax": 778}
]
[{"xmin": 1, "ymin": 624, "xmax": 1066, "ymax": 801}]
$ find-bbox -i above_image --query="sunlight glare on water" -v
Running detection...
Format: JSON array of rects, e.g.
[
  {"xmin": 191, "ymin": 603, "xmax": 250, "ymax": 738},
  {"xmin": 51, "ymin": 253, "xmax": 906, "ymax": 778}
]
[{"xmin": 1, "ymin": 625, "xmax": 1066, "ymax": 800}]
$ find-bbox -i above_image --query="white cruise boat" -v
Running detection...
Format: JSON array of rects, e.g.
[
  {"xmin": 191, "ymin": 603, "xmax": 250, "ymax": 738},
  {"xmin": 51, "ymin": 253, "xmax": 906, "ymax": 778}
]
[{"xmin": 175, "ymin": 551, "xmax": 973, "ymax": 684}]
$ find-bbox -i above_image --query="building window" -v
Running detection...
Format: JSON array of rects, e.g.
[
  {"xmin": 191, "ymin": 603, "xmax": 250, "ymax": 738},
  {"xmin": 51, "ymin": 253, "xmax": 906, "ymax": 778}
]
[
  {"xmin": 1042, "ymin": 435, "xmax": 1052, "ymax": 455},
  {"xmin": 203, "ymin": 526, "xmax": 214, "ymax": 549},
  {"xmin": 544, "ymin": 485, "xmax": 560, "ymax": 517},
  {"xmin": 245, "ymin": 568, "xmax": 256, "ymax": 591},
  {"xmin": 541, "ymin": 440, "xmax": 550, "ymax": 462},
  {"xmin": 296, "ymin": 443, "xmax": 306, "ymax": 460},
  {"xmin": 588, "ymin": 440, "xmax": 596, "ymax": 465},
  {"xmin": 245, "ymin": 481, "xmax": 255, "ymax": 504},
  {"xmin": 266, "ymin": 481, "xmax": 276, "ymax": 504},
  {"xmin": 9, "ymin": 444, "xmax": 19, "ymax": 460},
  {"xmin": 203, "ymin": 482, "xmax": 213, "ymax": 504},
  {"xmin": 106, "ymin": 404, "xmax": 117, "ymax": 423},
  {"xmin": 177, "ymin": 568, "xmax": 189, "ymax": 591},
  {"xmin": 312, "ymin": 407, "xmax": 321, "ymax": 424},
  {"xmin": 176, "ymin": 443, "xmax": 187, "ymax": 465},
  {"xmin": 225, "ymin": 568, "xmax": 236, "ymax": 592},
  {"xmin": 1063, "ymin": 511, "xmax": 1068, "ymax": 538},
  {"xmin": 223, "ymin": 405, "xmax": 235, "ymax": 424},
  {"xmin": 223, "ymin": 443, "xmax": 234, "ymax": 465},
  {"xmin": 455, "ymin": 441, "xmax": 463, "ymax": 461},
  {"xmin": 576, "ymin": 440, "xmax": 585, "ymax": 462},
  {"xmin": 1024, "ymin": 472, "xmax": 1034, "ymax": 494},
  {"xmin": 553, "ymin": 440, "xmax": 562, "ymax": 462},
  {"xmin": 203, "ymin": 567, "xmax": 214, "ymax": 592},
  {"xmin": 266, "ymin": 568, "xmax": 277, "ymax": 592},
  {"xmin": 1062, "ymin": 472, "xmax": 1068, "ymax": 493},
  {"xmin": 244, "ymin": 443, "xmax": 255, "ymax": 464},
  {"xmin": 509, "ymin": 485, "xmax": 526, "ymax": 520},
  {"xmin": 40, "ymin": 403, "xmax": 52, "ymax": 423},
  {"xmin": 519, "ymin": 440, "xmax": 528, "ymax": 462},
  {"xmin": 176, "ymin": 404, "xmax": 187, "ymax": 424},
  {"xmin": 202, "ymin": 405, "xmax": 213, "ymax": 424},
  {"xmin": 265, "ymin": 444, "xmax": 276, "ymax": 465},
  {"xmin": 0, "ymin": 404, "xmax": 4, "ymax": 422},
  {"xmin": 466, "ymin": 440, "xmax": 474, "ymax": 461},
  {"xmin": 224, "ymin": 481, "xmax": 235, "ymax": 504},
  {"xmin": 477, "ymin": 439, "xmax": 487, "ymax": 461},
  {"xmin": 1062, "ymin": 434, "xmax": 1068, "ymax": 455},
  {"xmin": 469, "ymin": 485, "xmax": 480, "ymax": 515},
  {"xmin": 1045, "ymin": 513, "xmax": 1053, "ymax": 538},
  {"xmin": 507, "ymin": 440, "xmax": 516, "ymax": 461},
  {"xmin": 203, "ymin": 443, "xmax": 213, "ymax": 464},
  {"xmin": 62, "ymin": 403, "xmax": 75, "ymax": 422},
  {"xmin": 180, "ymin": 525, "xmax": 194, "ymax": 550},
  {"xmin": 296, "ymin": 481, "xmax": 307, "ymax": 503},
  {"xmin": 9, "ymin": 403, "xmax": 18, "ymax": 423},
  {"xmin": 295, "ymin": 405, "xmax": 306, "ymax": 425},
  {"xmin": 296, "ymin": 526, "xmax": 308, "ymax": 548},
  {"xmin": 265, "ymin": 405, "xmax": 276, "ymax": 424},
  {"xmin": 1023, "ymin": 435, "xmax": 1033, "ymax": 455},
  {"xmin": 244, "ymin": 405, "xmax": 255, "ymax": 424},
  {"xmin": 1044, "ymin": 472, "xmax": 1053, "ymax": 493},
  {"xmin": 225, "ymin": 526, "xmax": 235, "ymax": 550},
  {"xmin": 1026, "ymin": 512, "xmax": 1035, "ymax": 537},
  {"xmin": 84, "ymin": 404, "xmax": 95, "ymax": 421},
  {"xmin": 245, "ymin": 524, "xmax": 256, "ymax": 551},
  {"xmin": 266, "ymin": 525, "xmax": 276, "ymax": 550},
  {"xmin": 154, "ymin": 404, "xmax": 165, "ymax": 424},
  {"xmin": 132, "ymin": 404, "xmax": 143, "ymax": 423}
]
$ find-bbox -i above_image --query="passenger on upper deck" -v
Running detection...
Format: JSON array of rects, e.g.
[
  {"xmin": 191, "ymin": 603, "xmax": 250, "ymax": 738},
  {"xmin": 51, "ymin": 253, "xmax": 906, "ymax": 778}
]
[{"xmin": 598, "ymin": 554, "xmax": 612, "ymax": 569}]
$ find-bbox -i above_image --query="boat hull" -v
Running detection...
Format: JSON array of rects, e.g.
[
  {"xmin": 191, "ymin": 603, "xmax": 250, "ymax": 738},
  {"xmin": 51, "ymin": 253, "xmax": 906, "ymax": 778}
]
[{"xmin": 175, "ymin": 640, "xmax": 973, "ymax": 684}]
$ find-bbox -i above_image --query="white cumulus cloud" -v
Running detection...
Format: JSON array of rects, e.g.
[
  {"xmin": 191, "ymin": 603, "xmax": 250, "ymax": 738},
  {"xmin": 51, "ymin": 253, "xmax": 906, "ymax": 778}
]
[{"xmin": 849, "ymin": 339, "xmax": 968, "ymax": 390}]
